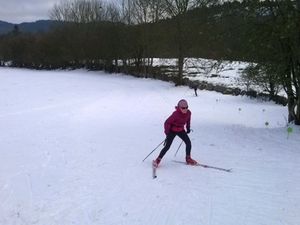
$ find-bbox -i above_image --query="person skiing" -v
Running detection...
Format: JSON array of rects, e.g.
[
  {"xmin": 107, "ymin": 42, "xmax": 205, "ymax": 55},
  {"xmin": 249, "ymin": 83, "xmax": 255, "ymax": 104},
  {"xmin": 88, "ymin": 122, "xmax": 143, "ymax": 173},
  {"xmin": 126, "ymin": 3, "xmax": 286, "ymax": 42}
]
[{"xmin": 153, "ymin": 99, "xmax": 198, "ymax": 167}]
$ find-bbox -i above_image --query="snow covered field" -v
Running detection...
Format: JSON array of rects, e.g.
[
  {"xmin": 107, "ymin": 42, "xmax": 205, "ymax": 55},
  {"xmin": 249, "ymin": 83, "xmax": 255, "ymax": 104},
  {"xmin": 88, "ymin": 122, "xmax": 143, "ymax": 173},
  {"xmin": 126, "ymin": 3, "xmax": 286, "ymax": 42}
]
[
  {"xmin": 152, "ymin": 58, "xmax": 248, "ymax": 88},
  {"xmin": 0, "ymin": 67, "xmax": 299, "ymax": 225}
]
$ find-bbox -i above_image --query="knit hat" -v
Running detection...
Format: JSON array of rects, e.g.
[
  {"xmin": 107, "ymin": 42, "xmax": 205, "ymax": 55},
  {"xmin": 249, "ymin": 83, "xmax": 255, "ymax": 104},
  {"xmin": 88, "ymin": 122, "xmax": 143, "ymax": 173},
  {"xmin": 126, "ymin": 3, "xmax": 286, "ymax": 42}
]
[{"xmin": 177, "ymin": 99, "xmax": 188, "ymax": 108}]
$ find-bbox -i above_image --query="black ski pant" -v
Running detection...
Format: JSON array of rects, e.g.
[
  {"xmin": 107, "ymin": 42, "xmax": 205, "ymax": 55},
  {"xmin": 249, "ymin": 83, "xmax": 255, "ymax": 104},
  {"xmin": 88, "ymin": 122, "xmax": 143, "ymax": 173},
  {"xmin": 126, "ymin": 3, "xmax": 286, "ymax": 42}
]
[{"xmin": 158, "ymin": 131, "xmax": 191, "ymax": 159}]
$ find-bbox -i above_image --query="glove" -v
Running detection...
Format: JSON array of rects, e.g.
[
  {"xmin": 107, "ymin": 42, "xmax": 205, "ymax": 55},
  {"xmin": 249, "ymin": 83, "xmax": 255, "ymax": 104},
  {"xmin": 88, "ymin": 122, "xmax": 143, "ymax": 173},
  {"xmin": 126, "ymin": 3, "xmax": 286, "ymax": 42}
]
[{"xmin": 186, "ymin": 128, "xmax": 191, "ymax": 134}]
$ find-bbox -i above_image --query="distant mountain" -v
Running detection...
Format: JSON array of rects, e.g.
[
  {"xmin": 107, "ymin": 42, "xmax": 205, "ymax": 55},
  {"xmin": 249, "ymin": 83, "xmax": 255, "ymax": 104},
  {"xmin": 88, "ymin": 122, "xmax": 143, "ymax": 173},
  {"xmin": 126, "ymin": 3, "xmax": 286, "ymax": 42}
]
[
  {"xmin": 0, "ymin": 21, "xmax": 13, "ymax": 34},
  {"xmin": 0, "ymin": 20, "xmax": 61, "ymax": 35}
]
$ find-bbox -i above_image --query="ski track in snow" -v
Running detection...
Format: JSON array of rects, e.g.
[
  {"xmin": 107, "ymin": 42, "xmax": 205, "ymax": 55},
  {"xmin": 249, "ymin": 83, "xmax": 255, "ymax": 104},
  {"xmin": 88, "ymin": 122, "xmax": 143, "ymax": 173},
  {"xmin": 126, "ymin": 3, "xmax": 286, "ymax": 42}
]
[{"xmin": 0, "ymin": 68, "xmax": 300, "ymax": 225}]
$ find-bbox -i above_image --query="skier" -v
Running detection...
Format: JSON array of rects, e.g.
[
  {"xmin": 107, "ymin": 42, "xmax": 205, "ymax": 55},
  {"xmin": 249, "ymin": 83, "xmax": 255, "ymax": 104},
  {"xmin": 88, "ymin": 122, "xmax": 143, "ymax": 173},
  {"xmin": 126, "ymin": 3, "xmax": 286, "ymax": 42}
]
[{"xmin": 153, "ymin": 99, "xmax": 198, "ymax": 168}]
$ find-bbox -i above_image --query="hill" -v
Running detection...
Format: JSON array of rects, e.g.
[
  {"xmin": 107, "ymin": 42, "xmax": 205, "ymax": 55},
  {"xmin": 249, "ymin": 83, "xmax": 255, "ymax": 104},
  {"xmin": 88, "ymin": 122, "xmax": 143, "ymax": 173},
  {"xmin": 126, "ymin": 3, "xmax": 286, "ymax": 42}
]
[
  {"xmin": 0, "ymin": 20, "xmax": 60, "ymax": 34},
  {"xmin": 0, "ymin": 67, "xmax": 299, "ymax": 225},
  {"xmin": 0, "ymin": 20, "xmax": 13, "ymax": 34}
]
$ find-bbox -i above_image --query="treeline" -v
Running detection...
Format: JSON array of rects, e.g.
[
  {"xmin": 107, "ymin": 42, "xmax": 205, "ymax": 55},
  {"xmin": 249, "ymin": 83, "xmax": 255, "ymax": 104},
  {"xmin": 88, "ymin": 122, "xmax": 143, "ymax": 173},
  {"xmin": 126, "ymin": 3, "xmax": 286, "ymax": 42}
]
[
  {"xmin": 0, "ymin": 12, "xmax": 218, "ymax": 66},
  {"xmin": 0, "ymin": 0, "xmax": 299, "ymax": 124},
  {"xmin": 0, "ymin": 1, "xmax": 248, "ymax": 75},
  {"xmin": 0, "ymin": 1, "xmax": 279, "ymax": 66}
]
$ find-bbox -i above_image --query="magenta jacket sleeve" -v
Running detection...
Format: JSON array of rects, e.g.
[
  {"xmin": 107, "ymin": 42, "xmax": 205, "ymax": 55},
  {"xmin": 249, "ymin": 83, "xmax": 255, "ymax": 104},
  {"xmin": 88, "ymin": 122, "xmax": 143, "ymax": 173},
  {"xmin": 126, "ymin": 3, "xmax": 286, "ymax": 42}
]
[
  {"xmin": 186, "ymin": 111, "xmax": 191, "ymax": 131},
  {"xmin": 164, "ymin": 112, "xmax": 176, "ymax": 135}
]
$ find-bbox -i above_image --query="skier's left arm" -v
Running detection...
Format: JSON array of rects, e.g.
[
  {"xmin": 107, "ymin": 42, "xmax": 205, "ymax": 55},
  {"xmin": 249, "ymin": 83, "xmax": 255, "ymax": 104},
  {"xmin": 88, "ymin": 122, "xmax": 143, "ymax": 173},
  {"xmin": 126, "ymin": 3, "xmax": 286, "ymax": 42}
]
[{"xmin": 186, "ymin": 111, "xmax": 191, "ymax": 133}]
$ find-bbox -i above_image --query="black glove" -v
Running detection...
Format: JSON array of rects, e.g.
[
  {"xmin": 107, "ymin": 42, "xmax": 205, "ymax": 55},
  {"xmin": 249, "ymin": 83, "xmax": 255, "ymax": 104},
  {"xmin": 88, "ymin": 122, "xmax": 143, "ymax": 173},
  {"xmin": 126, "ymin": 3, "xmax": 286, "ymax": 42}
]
[{"xmin": 186, "ymin": 128, "xmax": 191, "ymax": 134}]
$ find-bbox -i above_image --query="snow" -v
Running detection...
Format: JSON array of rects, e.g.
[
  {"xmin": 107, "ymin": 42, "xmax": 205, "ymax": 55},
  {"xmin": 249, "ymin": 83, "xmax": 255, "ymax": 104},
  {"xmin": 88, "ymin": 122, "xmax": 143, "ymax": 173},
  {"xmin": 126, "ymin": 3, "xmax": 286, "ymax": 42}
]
[
  {"xmin": 152, "ymin": 58, "xmax": 248, "ymax": 88},
  {"xmin": 0, "ymin": 67, "xmax": 299, "ymax": 225}
]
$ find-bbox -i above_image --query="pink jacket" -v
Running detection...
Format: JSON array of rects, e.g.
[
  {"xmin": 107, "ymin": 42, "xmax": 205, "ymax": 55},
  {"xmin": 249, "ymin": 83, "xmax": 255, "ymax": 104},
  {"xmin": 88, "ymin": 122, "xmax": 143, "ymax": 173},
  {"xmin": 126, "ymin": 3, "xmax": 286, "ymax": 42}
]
[{"xmin": 164, "ymin": 107, "xmax": 191, "ymax": 135}]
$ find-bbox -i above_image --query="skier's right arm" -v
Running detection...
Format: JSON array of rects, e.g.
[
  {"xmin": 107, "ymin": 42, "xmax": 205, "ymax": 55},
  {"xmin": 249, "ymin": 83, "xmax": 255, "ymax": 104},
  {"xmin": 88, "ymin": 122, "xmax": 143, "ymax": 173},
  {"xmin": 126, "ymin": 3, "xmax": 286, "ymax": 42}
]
[{"xmin": 164, "ymin": 113, "xmax": 176, "ymax": 135}]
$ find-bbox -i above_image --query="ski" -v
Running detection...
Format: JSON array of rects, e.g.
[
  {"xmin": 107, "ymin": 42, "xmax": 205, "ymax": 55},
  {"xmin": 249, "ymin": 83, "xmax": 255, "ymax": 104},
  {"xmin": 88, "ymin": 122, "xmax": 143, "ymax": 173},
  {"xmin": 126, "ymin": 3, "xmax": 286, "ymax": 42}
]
[
  {"xmin": 152, "ymin": 161, "xmax": 157, "ymax": 179},
  {"xmin": 172, "ymin": 160, "xmax": 232, "ymax": 173}
]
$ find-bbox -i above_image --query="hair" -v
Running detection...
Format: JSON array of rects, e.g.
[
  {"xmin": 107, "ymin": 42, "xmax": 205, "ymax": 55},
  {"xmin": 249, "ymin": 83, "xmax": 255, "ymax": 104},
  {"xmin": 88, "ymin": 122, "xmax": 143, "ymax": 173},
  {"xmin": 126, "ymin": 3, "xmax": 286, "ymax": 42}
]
[{"xmin": 177, "ymin": 99, "xmax": 188, "ymax": 107}]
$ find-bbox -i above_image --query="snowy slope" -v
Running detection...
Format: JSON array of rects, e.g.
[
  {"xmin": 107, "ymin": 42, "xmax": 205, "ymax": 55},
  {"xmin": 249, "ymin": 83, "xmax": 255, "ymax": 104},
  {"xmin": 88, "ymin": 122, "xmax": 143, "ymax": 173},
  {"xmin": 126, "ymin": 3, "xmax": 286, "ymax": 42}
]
[
  {"xmin": 152, "ymin": 58, "xmax": 247, "ymax": 88},
  {"xmin": 0, "ymin": 67, "xmax": 299, "ymax": 225}
]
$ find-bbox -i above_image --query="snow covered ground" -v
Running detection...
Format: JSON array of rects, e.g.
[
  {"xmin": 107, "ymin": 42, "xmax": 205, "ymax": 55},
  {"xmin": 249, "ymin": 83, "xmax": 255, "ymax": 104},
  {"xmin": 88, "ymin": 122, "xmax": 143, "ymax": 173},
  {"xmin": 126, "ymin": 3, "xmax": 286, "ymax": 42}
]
[
  {"xmin": 152, "ymin": 58, "xmax": 248, "ymax": 89},
  {"xmin": 0, "ymin": 67, "xmax": 299, "ymax": 225}
]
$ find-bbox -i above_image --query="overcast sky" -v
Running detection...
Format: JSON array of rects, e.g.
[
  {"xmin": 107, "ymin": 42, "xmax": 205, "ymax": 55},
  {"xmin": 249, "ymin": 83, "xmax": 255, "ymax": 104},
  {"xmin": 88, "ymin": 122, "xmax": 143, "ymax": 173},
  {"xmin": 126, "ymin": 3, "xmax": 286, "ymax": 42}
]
[
  {"xmin": 0, "ymin": 0, "xmax": 121, "ymax": 24},
  {"xmin": 0, "ymin": 0, "xmax": 61, "ymax": 23}
]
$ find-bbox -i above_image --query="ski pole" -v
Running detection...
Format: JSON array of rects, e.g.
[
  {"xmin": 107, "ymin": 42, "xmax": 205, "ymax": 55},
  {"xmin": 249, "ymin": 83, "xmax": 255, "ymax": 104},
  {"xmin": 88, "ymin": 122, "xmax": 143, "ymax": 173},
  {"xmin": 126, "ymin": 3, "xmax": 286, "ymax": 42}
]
[
  {"xmin": 174, "ymin": 129, "xmax": 193, "ymax": 157},
  {"xmin": 142, "ymin": 139, "xmax": 165, "ymax": 162},
  {"xmin": 174, "ymin": 140, "xmax": 183, "ymax": 157}
]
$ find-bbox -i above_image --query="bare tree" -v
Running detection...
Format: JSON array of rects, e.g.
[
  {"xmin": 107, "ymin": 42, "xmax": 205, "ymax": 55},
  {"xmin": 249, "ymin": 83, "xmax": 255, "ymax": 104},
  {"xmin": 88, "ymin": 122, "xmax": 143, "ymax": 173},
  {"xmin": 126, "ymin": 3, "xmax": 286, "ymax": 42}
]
[
  {"xmin": 162, "ymin": 0, "xmax": 219, "ymax": 84},
  {"xmin": 162, "ymin": 0, "xmax": 197, "ymax": 84},
  {"xmin": 50, "ymin": 0, "xmax": 106, "ymax": 23},
  {"xmin": 149, "ymin": 0, "xmax": 168, "ymax": 22},
  {"xmin": 129, "ymin": 0, "xmax": 167, "ymax": 24},
  {"xmin": 119, "ymin": 0, "xmax": 134, "ymax": 24},
  {"xmin": 164, "ymin": 0, "xmax": 194, "ymax": 16},
  {"xmin": 104, "ymin": 2, "xmax": 122, "ymax": 22}
]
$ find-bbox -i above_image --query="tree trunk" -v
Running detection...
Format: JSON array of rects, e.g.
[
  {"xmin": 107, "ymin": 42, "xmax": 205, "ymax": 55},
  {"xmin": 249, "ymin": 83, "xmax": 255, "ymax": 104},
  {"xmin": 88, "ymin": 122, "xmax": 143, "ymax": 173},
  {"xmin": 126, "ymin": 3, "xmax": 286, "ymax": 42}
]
[
  {"xmin": 176, "ymin": 54, "xmax": 184, "ymax": 85},
  {"xmin": 175, "ymin": 16, "xmax": 184, "ymax": 86},
  {"xmin": 287, "ymin": 95, "xmax": 296, "ymax": 123},
  {"xmin": 295, "ymin": 98, "xmax": 300, "ymax": 125}
]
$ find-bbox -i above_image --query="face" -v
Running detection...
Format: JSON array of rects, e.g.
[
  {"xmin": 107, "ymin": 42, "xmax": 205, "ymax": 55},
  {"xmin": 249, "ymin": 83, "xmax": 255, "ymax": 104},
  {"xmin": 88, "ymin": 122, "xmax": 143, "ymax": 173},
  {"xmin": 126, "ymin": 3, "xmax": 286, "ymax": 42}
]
[{"xmin": 180, "ymin": 106, "xmax": 188, "ymax": 113}]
